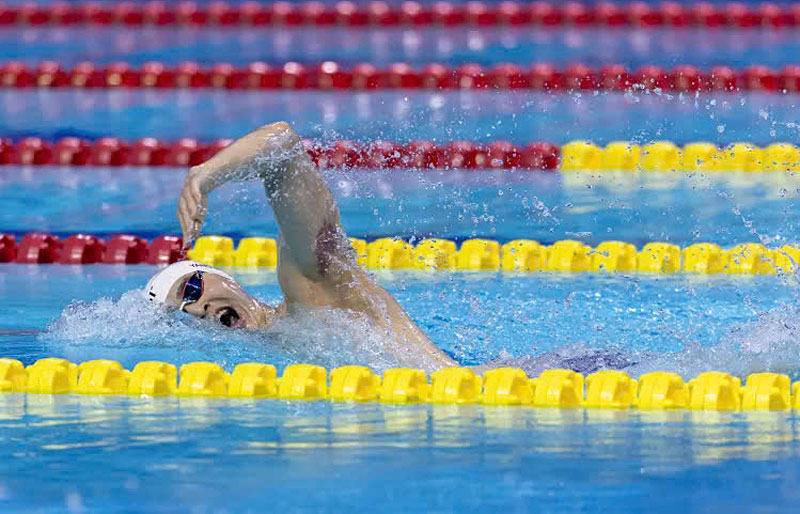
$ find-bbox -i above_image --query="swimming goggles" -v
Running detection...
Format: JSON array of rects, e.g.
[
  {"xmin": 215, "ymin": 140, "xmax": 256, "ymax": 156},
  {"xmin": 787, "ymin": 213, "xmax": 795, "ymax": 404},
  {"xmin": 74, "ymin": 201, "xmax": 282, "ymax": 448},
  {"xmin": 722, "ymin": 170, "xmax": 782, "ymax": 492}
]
[{"xmin": 179, "ymin": 271, "xmax": 204, "ymax": 312}]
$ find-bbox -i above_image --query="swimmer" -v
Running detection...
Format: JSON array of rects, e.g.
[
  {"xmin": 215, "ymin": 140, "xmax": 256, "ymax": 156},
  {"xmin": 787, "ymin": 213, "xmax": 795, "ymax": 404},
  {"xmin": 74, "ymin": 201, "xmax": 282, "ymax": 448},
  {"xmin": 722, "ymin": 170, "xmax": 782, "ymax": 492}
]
[
  {"xmin": 145, "ymin": 121, "xmax": 456, "ymax": 370},
  {"xmin": 145, "ymin": 121, "xmax": 636, "ymax": 374}
]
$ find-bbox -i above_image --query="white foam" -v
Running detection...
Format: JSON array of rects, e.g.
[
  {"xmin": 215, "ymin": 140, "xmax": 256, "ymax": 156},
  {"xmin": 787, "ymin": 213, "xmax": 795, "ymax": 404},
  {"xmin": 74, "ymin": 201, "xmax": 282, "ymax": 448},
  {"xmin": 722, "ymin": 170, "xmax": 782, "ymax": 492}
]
[{"xmin": 41, "ymin": 289, "xmax": 438, "ymax": 373}]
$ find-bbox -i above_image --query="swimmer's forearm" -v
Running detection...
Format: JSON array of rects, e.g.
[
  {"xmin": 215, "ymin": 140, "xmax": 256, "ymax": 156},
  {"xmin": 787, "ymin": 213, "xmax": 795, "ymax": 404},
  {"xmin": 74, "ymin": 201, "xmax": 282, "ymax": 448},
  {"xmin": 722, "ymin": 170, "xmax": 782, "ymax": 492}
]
[{"xmin": 191, "ymin": 121, "xmax": 303, "ymax": 193}]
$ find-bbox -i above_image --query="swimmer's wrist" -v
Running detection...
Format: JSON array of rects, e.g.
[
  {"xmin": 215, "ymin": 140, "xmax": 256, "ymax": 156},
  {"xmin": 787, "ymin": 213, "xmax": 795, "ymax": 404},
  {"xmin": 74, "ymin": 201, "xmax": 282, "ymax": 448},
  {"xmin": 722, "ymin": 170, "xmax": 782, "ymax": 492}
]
[{"xmin": 188, "ymin": 164, "xmax": 220, "ymax": 194}]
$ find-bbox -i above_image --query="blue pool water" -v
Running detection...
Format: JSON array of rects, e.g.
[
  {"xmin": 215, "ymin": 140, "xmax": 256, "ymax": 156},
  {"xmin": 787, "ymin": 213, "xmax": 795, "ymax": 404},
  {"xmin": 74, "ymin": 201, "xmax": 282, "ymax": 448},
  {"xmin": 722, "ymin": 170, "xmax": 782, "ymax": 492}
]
[
  {"xmin": 4, "ymin": 90, "xmax": 800, "ymax": 145},
  {"xmin": 2, "ymin": 170, "xmax": 800, "ymax": 511},
  {"xmin": 2, "ymin": 167, "xmax": 798, "ymax": 373},
  {"xmin": 3, "ymin": 263, "xmax": 800, "ymax": 373},
  {"xmin": 5, "ymin": 27, "xmax": 800, "ymax": 67},
  {"xmin": 2, "ymin": 168, "xmax": 800, "ymax": 247},
  {"xmin": 2, "ymin": 393, "xmax": 800, "ymax": 513},
  {"xmin": 4, "ymin": 8, "xmax": 800, "ymax": 513}
]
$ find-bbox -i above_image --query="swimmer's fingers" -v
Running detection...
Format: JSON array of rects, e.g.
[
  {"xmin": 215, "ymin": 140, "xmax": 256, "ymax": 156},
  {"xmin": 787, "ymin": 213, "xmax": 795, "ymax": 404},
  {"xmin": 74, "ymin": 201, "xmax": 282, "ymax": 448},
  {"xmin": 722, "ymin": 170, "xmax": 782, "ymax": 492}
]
[
  {"xmin": 190, "ymin": 220, "xmax": 203, "ymax": 247},
  {"xmin": 178, "ymin": 196, "xmax": 199, "ymax": 244},
  {"xmin": 182, "ymin": 221, "xmax": 199, "ymax": 250},
  {"xmin": 179, "ymin": 172, "xmax": 209, "ymax": 249},
  {"xmin": 194, "ymin": 195, "xmax": 208, "ymax": 224},
  {"xmin": 177, "ymin": 196, "xmax": 192, "ymax": 247},
  {"xmin": 183, "ymin": 176, "xmax": 207, "ymax": 221},
  {"xmin": 181, "ymin": 190, "xmax": 197, "ymax": 222},
  {"xmin": 189, "ymin": 203, "xmax": 207, "ymax": 243},
  {"xmin": 181, "ymin": 218, "xmax": 201, "ymax": 251}
]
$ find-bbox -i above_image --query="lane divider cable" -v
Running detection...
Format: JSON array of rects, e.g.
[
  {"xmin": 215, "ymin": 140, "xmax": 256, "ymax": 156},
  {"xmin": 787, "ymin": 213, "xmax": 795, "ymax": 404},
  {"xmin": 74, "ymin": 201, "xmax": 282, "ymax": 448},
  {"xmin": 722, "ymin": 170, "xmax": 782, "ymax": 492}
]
[
  {"xmin": 1, "ymin": 357, "xmax": 795, "ymax": 411},
  {"xmin": 3, "ymin": 137, "xmax": 800, "ymax": 172},
  {"xmin": 1, "ymin": 233, "xmax": 797, "ymax": 275},
  {"xmin": 1, "ymin": 1, "xmax": 799, "ymax": 30},
  {"xmin": 2, "ymin": 61, "xmax": 799, "ymax": 93}
]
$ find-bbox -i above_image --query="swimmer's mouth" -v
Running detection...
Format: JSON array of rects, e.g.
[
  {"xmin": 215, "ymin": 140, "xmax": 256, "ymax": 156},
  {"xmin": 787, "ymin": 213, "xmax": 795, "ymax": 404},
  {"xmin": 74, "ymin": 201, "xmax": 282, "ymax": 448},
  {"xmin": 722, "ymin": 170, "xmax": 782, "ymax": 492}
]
[{"xmin": 217, "ymin": 307, "xmax": 243, "ymax": 328}]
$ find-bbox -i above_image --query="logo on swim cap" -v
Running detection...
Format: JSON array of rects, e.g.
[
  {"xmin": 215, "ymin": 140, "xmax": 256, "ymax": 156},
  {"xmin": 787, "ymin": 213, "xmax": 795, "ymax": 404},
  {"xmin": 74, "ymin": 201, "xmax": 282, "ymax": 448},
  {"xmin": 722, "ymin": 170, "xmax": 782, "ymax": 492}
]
[{"xmin": 144, "ymin": 260, "xmax": 234, "ymax": 305}]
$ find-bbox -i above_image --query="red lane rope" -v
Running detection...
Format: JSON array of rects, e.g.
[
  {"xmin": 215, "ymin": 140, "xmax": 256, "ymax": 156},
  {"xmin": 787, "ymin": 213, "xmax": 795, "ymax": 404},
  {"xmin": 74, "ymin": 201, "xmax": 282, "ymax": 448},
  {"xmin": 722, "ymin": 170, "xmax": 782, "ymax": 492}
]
[
  {"xmin": 0, "ymin": 137, "xmax": 561, "ymax": 170},
  {"xmin": 0, "ymin": 233, "xmax": 183, "ymax": 265},
  {"xmin": 2, "ymin": 1, "xmax": 800, "ymax": 29},
  {"xmin": 3, "ymin": 61, "xmax": 799, "ymax": 93}
]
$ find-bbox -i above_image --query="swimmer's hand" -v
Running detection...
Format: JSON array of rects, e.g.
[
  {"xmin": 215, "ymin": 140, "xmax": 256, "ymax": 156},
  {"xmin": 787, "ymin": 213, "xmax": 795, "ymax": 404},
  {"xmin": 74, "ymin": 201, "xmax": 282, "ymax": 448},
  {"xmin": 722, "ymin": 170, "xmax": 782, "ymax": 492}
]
[
  {"xmin": 176, "ymin": 122, "xmax": 301, "ymax": 249},
  {"xmin": 177, "ymin": 166, "xmax": 210, "ymax": 249}
]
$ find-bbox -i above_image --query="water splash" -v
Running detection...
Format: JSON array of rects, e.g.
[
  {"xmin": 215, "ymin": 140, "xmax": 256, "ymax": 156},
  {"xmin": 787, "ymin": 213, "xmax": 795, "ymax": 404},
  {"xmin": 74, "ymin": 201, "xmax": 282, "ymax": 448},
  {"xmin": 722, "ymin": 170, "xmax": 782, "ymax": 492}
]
[
  {"xmin": 41, "ymin": 289, "xmax": 436, "ymax": 373},
  {"xmin": 608, "ymin": 305, "xmax": 800, "ymax": 379},
  {"xmin": 495, "ymin": 304, "xmax": 800, "ymax": 380},
  {"xmin": 40, "ymin": 283, "xmax": 800, "ymax": 380}
]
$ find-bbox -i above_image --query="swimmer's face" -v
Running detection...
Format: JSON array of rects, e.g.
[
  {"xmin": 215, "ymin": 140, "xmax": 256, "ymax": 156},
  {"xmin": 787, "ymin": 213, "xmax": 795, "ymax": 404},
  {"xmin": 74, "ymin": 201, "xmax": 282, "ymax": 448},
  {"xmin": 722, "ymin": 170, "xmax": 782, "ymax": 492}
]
[{"xmin": 166, "ymin": 273, "xmax": 276, "ymax": 329}]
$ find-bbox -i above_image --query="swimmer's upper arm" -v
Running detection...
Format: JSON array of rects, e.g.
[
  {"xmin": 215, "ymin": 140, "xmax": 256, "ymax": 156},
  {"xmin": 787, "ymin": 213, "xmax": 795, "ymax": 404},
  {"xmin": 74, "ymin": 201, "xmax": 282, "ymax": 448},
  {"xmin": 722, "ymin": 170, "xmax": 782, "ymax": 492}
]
[
  {"xmin": 258, "ymin": 126, "xmax": 356, "ymax": 284},
  {"xmin": 265, "ymin": 144, "xmax": 353, "ymax": 281}
]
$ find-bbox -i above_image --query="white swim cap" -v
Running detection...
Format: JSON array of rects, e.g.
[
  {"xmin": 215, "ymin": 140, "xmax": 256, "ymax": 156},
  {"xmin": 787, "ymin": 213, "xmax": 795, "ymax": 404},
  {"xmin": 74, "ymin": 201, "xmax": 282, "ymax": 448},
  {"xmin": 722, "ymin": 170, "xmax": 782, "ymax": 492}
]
[{"xmin": 144, "ymin": 260, "xmax": 235, "ymax": 305}]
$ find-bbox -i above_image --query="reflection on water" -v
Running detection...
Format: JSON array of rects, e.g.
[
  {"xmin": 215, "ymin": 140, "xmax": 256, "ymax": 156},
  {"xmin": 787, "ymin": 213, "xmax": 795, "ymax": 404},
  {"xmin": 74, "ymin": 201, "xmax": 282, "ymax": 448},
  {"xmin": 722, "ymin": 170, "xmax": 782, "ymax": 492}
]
[
  {"xmin": 4, "ymin": 89, "xmax": 800, "ymax": 145},
  {"xmin": 1, "ymin": 393, "xmax": 798, "ymax": 466},
  {"xmin": 1, "ymin": 394, "xmax": 800, "ymax": 510}
]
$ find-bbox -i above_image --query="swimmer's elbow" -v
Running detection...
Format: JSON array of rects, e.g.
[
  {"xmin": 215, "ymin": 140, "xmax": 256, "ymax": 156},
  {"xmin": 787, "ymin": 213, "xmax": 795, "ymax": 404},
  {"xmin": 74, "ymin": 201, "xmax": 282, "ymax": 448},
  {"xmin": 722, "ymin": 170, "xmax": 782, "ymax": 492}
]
[
  {"xmin": 263, "ymin": 121, "xmax": 292, "ymax": 133},
  {"xmin": 256, "ymin": 121, "xmax": 300, "ymax": 149}
]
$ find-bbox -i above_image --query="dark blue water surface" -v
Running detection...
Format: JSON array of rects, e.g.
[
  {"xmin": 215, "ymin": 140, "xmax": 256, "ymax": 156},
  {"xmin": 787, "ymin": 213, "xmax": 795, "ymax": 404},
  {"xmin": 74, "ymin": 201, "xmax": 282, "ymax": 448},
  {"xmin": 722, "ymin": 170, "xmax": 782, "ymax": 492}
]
[{"xmin": 3, "ymin": 167, "xmax": 800, "ymax": 247}]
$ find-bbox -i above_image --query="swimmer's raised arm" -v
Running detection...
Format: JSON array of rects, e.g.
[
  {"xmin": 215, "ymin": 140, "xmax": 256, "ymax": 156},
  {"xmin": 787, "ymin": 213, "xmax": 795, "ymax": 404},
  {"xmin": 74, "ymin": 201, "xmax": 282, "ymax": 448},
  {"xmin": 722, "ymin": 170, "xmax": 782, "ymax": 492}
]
[
  {"xmin": 177, "ymin": 121, "xmax": 455, "ymax": 370},
  {"xmin": 177, "ymin": 122, "xmax": 347, "ymax": 279}
]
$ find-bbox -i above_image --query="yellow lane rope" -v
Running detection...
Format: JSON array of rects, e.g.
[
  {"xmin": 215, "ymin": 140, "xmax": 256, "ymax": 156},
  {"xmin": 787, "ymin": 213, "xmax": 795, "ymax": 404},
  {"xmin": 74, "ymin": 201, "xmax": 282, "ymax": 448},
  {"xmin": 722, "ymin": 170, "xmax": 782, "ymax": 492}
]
[
  {"xmin": 1, "ymin": 358, "xmax": 795, "ymax": 411},
  {"xmin": 188, "ymin": 236, "xmax": 800, "ymax": 275},
  {"xmin": 561, "ymin": 141, "xmax": 800, "ymax": 172}
]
